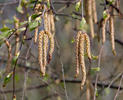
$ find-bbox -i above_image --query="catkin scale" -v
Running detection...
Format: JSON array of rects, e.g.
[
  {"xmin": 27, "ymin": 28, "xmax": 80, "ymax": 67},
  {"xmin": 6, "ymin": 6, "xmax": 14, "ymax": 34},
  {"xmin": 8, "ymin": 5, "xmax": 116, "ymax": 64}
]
[
  {"xmin": 109, "ymin": 16, "xmax": 116, "ymax": 55},
  {"xmin": 38, "ymin": 31, "xmax": 44, "ymax": 76},
  {"xmin": 79, "ymin": 34, "xmax": 86, "ymax": 90}
]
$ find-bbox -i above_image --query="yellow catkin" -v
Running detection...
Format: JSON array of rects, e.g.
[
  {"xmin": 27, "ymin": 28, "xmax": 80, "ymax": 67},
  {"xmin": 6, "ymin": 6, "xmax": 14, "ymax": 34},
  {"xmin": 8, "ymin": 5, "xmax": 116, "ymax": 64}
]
[
  {"xmin": 43, "ymin": 33, "xmax": 48, "ymax": 74},
  {"xmin": 102, "ymin": 13, "xmax": 110, "ymax": 44},
  {"xmin": 5, "ymin": 40, "xmax": 12, "ymax": 73},
  {"xmin": 45, "ymin": 31, "xmax": 54, "ymax": 63},
  {"xmin": 79, "ymin": 34, "xmax": 86, "ymax": 90},
  {"xmin": 84, "ymin": 33, "xmax": 92, "ymax": 60},
  {"xmin": 85, "ymin": 0, "xmax": 95, "ymax": 38},
  {"xmin": 34, "ymin": 27, "xmax": 38, "ymax": 43},
  {"xmin": 109, "ymin": 16, "xmax": 116, "ymax": 55},
  {"xmin": 38, "ymin": 31, "xmax": 44, "ymax": 76},
  {"xmin": 92, "ymin": 0, "xmax": 97, "ymax": 23},
  {"xmin": 75, "ymin": 31, "xmax": 81, "ymax": 78}
]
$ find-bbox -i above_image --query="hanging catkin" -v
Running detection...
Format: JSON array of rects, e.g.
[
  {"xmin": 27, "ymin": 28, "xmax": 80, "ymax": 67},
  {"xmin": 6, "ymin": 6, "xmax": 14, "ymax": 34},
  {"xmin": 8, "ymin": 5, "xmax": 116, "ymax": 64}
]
[
  {"xmin": 5, "ymin": 40, "xmax": 12, "ymax": 73},
  {"xmin": 79, "ymin": 34, "xmax": 86, "ymax": 90},
  {"xmin": 92, "ymin": 0, "xmax": 97, "ymax": 23},
  {"xmin": 49, "ymin": 10, "xmax": 55, "ymax": 36},
  {"xmin": 14, "ymin": 16, "xmax": 20, "ymax": 56},
  {"xmin": 85, "ymin": 0, "xmax": 95, "ymax": 38},
  {"xmin": 34, "ymin": 27, "xmax": 38, "ymax": 43},
  {"xmin": 84, "ymin": 33, "xmax": 92, "ymax": 60},
  {"xmin": 43, "ymin": 33, "xmax": 48, "ymax": 72},
  {"xmin": 109, "ymin": 14, "xmax": 116, "ymax": 55},
  {"xmin": 38, "ymin": 30, "xmax": 44, "ymax": 76},
  {"xmin": 45, "ymin": 31, "xmax": 54, "ymax": 63},
  {"xmin": 102, "ymin": 13, "xmax": 110, "ymax": 44},
  {"xmin": 75, "ymin": 31, "xmax": 81, "ymax": 78}
]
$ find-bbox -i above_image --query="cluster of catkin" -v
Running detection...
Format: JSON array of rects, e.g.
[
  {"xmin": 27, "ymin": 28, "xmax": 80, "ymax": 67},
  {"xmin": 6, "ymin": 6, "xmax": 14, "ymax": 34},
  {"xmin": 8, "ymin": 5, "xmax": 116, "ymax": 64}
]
[
  {"xmin": 101, "ymin": 8, "xmax": 116, "ymax": 55},
  {"xmin": 75, "ymin": 31, "xmax": 92, "ymax": 90},
  {"xmin": 85, "ymin": 0, "xmax": 97, "ymax": 38},
  {"xmin": 34, "ymin": 3, "xmax": 55, "ymax": 76}
]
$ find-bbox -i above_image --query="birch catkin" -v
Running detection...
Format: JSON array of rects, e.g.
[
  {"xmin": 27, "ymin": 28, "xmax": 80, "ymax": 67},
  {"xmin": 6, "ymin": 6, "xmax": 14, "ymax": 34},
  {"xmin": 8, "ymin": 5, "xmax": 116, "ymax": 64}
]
[
  {"xmin": 45, "ymin": 31, "xmax": 54, "ymax": 63},
  {"xmin": 5, "ymin": 40, "xmax": 12, "ymax": 73},
  {"xmin": 85, "ymin": 0, "xmax": 95, "ymax": 38},
  {"xmin": 102, "ymin": 13, "xmax": 110, "ymax": 44},
  {"xmin": 38, "ymin": 31, "xmax": 44, "ymax": 76},
  {"xmin": 34, "ymin": 27, "xmax": 38, "ymax": 43},
  {"xmin": 92, "ymin": 0, "xmax": 97, "ymax": 23},
  {"xmin": 79, "ymin": 34, "xmax": 86, "ymax": 90},
  {"xmin": 109, "ymin": 16, "xmax": 116, "ymax": 55},
  {"xmin": 43, "ymin": 33, "xmax": 48, "ymax": 72},
  {"xmin": 75, "ymin": 31, "xmax": 81, "ymax": 78},
  {"xmin": 84, "ymin": 33, "xmax": 92, "ymax": 60}
]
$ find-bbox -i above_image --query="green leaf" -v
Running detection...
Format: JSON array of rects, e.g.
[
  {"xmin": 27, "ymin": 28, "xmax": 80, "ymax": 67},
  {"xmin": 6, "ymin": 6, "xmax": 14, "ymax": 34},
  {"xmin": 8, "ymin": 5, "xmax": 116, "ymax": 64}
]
[
  {"xmin": 3, "ymin": 72, "xmax": 13, "ymax": 87},
  {"xmin": 12, "ymin": 52, "xmax": 20, "ymax": 65},
  {"xmin": 19, "ymin": 21, "xmax": 28, "ymax": 26},
  {"xmin": 31, "ymin": 14, "xmax": 41, "ymax": 20},
  {"xmin": 16, "ymin": 5, "xmax": 24, "ymax": 14},
  {"xmin": 0, "ymin": 30, "xmax": 13, "ymax": 40},
  {"xmin": 92, "ymin": 55, "xmax": 98, "ymax": 60},
  {"xmin": 79, "ymin": 17, "xmax": 88, "ymax": 31},
  {"xmin": 29, "ymin": 20, "xmax": 39, "ymax": 31},
  {"xmin": 103, "ymin": 10, "xmax": 108, "ymax": 19},
  {"xmin": 91, "ymin": 67, "xmax": 100, "ymax": 72},
  {"xmin": 91, "ymin": 67, "xmax": 100, "ymax": 75},
  {"xmin": 18, "ymin": 27, "xmax": 26, "ymax": 32},
  {"xmin": 0, "ymin": 26, "xmax": 10, "ymax": 32},
  {"xmin": 75, "ymin": 2, "xmax": 81, "ymax": 12},
  {"xmin": 47, "ymin": 1, "xmax": 50, "ymax": 8},
  {"xmin": 71, "ymin": 38, "xmax": 75, "ymax": 43},
  {"xmin": 43, "ymin": 74, "xmax": 49, "ymax": 81}
]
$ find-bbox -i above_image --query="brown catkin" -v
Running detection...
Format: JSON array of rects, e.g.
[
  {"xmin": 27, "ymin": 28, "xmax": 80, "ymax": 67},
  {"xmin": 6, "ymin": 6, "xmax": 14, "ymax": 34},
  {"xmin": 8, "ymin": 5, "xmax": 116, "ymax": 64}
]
[
  {"xmin": 92, "ymin": 0, "xmax": 97, "ymax": 23},
  {"xmin": 85, "ymin": 0, "xmax": 95, "ymax": 38},
  {"xmin": 43, "ymin": 33, "xmax": 48, "ymax": 73},
  {"xmin": 75, "ymin": 31, "xmax": 81, "ymax": 78},
  {"xmin": 109, "ymin": 16, "xmax": 116, "ymax": 55},
  {"xmin": 5, "ymin": 40, "xmax": 12, "ymax": 73},
  {"xmin": 79, "ymin": 34, "xmax": 86, "ymax": 90},
  {"xmin": 102, "ymin": 13, "xmax": 110, "ymax": 44},
  {"xmin": 84, "ymin": 33, "xmax": 92, "ymax": 60},
  {"xmin": 45, "ymin": 31, "xmax": 54, "ymax": 63},
  {"xmin": 38, "ymin": 30, "xmax": 44, "ymax": 76}
]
